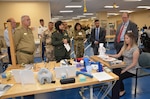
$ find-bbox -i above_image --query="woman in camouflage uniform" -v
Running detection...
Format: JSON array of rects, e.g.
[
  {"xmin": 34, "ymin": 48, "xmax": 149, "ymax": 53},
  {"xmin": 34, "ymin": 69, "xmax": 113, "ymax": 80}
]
[{"xmin": 73, "ymin": 23, "xmax": 86, "ymax": 58}]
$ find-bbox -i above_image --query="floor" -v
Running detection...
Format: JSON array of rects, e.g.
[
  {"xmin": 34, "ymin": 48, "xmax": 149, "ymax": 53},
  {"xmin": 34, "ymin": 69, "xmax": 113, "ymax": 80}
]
[{"xmin": 10, "ymin": 42, "xmax": 150, "ymax": 99}]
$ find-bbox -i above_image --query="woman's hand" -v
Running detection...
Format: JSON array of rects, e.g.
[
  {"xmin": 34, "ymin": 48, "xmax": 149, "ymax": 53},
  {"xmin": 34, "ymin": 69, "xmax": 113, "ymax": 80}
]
[
  {"xmin": 63, "ymin": 39, "xmax": 68, "ymax": 44},
  {"xmin": 84, "ymin": 39, "xmax": 87, "ymax": 43},
  {"xmin": 121, "ymin": 69, "xmax": 126, "ymax": 74}
]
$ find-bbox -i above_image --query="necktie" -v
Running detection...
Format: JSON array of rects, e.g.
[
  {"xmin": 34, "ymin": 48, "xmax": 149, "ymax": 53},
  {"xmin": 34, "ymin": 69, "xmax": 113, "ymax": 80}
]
[
  {"xmin": 117, "ymin": 24, "xmax": 125, "ymax": 43},
  {"xmin": 95, "ymin": 28, "xmax": 99, "ymax": 41}
]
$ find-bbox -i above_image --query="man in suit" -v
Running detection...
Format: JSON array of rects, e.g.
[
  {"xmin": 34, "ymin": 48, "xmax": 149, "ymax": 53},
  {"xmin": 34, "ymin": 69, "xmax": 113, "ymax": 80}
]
[
  {"xmin": 90, "ymin": 19, "xmax": 106, "ymax": 55},
  {"xmin": 114, "ymin": 12, "xmax": 138, "ymax": 55}
]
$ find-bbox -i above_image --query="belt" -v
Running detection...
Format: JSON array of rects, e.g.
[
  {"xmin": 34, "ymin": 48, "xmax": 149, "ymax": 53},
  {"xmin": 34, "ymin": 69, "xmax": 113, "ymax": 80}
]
[
  {"xmin": 19, "ymin": 50, "xmax": 33, "ymax": 55},
  {"xmin": 118, "ymin": 41, "xmax": 124, "ymax": 43}
]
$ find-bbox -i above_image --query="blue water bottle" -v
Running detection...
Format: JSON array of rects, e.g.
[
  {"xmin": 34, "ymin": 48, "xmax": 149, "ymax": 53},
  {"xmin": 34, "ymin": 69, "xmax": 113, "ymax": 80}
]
[
  {"xmin": 98, "ymin": 62, "xmax": 103, "ymax": 72},
  {"xmin": 80, "ymin": 57, "xmax": 89, "ymax": 72},
  {"xmin": 84, "ymin": 57, "xmax": 89, "ymax": 67}
]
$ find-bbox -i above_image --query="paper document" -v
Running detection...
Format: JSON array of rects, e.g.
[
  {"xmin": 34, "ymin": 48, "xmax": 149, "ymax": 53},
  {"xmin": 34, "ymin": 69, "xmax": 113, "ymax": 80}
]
[
  {"xmin": 12, "ymin": 69, "xmax": 21, "ymax": 83},
  {"xmin": 20, "ymin": 70, "xmax": 35, "ymax": 85},
  {"xmin": 12, "ymin": 69, "xmax": 35, "ymax": 84},
  {"xmin": 64, "ymin": 43, "xmax": 71, "ymax": 52},
  {"xmin": 0, "ymin": 84, "xmax": 13, "ymax": 97},
  {"xmin": 92, "ymin": 72, "xmax": 113, "ymax": 81}
]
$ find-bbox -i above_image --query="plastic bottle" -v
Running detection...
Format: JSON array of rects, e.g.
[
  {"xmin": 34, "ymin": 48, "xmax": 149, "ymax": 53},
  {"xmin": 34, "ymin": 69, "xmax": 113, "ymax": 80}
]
[
  {"xmin": 98, "ymin": 62, "xmax": 103, "ymax": 72},
  {"xmin": 98, "ymin": 43, "xmax": 106, "ymax": 56},
  {"xmin": 84, "ymin": 57, "xmax": 89, "ymax": 67}
]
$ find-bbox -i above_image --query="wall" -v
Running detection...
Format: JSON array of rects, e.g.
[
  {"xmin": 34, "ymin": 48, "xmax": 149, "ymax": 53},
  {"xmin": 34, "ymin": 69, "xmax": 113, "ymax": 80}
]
[
  {"xmin": 67, "ymin": 10, "xmax": 150, "ymax": 31},
  {"xmin": 0, "ymin": 1, "xmax": 51, "ymax": 39},
  {"xmin": 108, "ymin": 10, "xmax": 150, "ymax": 30},
  {"xmin": 131, "ymin": 10, "xmax": 150, "ymax": 29}
]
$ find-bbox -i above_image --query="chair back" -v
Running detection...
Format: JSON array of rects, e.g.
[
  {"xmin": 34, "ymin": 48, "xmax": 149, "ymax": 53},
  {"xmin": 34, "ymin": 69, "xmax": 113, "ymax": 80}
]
[
  {"xmin": 139, "ymin": 52, "xmax": 150, "ymax": 68},
  {"xmin": 141, "ymin": 32, "xmax": 150, "ymax": 48}
]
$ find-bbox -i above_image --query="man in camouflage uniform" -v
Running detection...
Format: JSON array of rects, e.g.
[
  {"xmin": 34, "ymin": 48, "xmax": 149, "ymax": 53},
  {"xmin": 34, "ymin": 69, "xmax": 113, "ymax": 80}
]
[
  {"xmin": 14, "ymin": 15, "xmax": 35, "ymax": 64},
  {"xmin": 42, "ymin": 22, "xmax": 55, "ymax": 62}
]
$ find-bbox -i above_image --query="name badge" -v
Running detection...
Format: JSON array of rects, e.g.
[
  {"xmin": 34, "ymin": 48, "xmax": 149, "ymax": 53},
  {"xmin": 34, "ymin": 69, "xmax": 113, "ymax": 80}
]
[
  {"xmin": 78, "ymin": 32, "xmax": 82, "ymax": 35},
  {"xmin": 127, "ymin": 30, "xmax": 132, "ymax": 33},
  {"xmin": 124, "ymin": 26, "xmax": 127, "ymax": 29},
  {"xmin": 24, "ymin": 33, "xmax": 27, "ymax": 35}
]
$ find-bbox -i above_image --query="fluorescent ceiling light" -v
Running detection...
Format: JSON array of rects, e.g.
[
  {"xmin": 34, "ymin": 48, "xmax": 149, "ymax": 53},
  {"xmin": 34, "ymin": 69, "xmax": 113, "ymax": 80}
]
[
  {"xmin": 53, "ymin": 16, "xmax": 63, "ymax": 18},
  {"xmin": 107, "ymin": 13, "xmax": 119, "ymax": 16},
  {"xmin": 52, "ymin": 18, "xmax": 59, "ymax": 22},
  {"xmin": 137, "ymin": 6, "xmax": 150, "ymax": 9},
  {"xmin": 72, "ymin": 17, "xmax": 80, "ymax": 19},
  {"xmin": 64, "ymin": 19, "xmax": 73, "ymax": 22},
  {"xmin": 83, "ymin": 13, "xmax": 94, "ymax": 15},
  {"xmin": 60, "ymin": 10, "xmax": 73, "ymax": 13},
  {"xmin": 77, "ymin": 15, "xmax": 86, "ymax": 18},
  {"xmin": 119, "ymin": 10, "xmax": 134, "ymax": 13},
  {"xmin": 65, "ymin": 5, "xmax": 82, "ymax": 8},
  {"xmin": 52, "ymin": 18, "xmax": 59, "ymax": 20},
  {"xmin": 124, "ymin": 0, "xmax": 142, "ymax": 1},
  {"xmin": 91, "ymin": 17, "xmax": 96, "ymax": 20},
  {"xmin": 104, "ymin": 6, "xmax": 119, "ymax": 8},
  {"xmin": 80, "ymin": 19, "xmax": 89, "ymax": 21}
]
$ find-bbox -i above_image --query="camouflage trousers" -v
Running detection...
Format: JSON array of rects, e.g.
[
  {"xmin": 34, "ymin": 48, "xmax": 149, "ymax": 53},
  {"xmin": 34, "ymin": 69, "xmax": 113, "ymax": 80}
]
[{"xmin": 45, "ymin": 45, "xmax": 55, "ymax": 62}]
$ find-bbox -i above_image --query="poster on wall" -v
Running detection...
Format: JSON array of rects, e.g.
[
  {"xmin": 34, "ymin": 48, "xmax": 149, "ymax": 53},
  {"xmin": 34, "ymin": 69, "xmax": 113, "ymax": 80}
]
[{"xmin": 100, "ymin": 20, "xmax": 107, "ymax": 29}]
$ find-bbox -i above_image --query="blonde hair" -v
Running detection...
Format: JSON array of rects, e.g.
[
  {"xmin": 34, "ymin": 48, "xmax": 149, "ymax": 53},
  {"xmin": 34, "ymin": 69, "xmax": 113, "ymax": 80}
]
[{"xmin": 122, "ymin": 32, "xmax": 137, "ymax": 51}]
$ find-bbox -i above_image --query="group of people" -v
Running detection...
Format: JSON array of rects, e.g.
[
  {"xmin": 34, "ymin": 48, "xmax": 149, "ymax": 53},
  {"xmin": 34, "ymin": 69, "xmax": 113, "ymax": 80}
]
[
  {"xmin": 37, "ymin": 19, "xmax": 104, "ymax": 62},
  {"xmin": 4, "ymin": 16, "xmax": 35, "ymax": 64},
  {"xmin": 4, "ymin": 16, "xmax": 91, "ymax": 64},
  {"xmin": 4, "ymin": 12, "xmax": 143, "ymax": 98}
]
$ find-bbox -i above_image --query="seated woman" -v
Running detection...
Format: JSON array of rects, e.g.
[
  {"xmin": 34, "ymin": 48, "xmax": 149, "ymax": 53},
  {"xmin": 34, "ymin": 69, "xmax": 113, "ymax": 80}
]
[{"xmin": 108, "ymin": 32, "xmax": 140, "ymax": 96}]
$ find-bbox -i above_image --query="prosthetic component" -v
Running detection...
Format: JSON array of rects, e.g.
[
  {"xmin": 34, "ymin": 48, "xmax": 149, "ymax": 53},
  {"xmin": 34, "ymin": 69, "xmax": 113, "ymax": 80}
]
[
  {"xmin": 37, "ymin": 68, "xmax": 52, "ymax": 84},
  {"xmin": 76, "ymin": 71, "xmax": 93, "ymax": 78}
]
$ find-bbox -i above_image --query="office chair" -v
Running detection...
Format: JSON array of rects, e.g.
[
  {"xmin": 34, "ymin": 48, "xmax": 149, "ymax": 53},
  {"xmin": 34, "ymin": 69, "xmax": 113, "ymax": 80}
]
[
  {"xmin": 140, "ymin": 32, "xmax": 150, "ymax": 52},
  {"xmin": 134, "ymin": 52, "xmax": 150, "ymax": 97}
]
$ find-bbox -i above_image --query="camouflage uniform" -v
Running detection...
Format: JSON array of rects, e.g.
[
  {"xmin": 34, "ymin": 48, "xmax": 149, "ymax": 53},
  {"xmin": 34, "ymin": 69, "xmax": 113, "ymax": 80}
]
[
  {"xmin": 43, "ymin": 30, "xmax": 55, "ymax": 62},
  {"xmin": 73, "ymin": 30, "xmax": 86, "ymax": 58},
  {"xmin": 14, "ymin": 26, "xmax": 35, "ymax": 64}
]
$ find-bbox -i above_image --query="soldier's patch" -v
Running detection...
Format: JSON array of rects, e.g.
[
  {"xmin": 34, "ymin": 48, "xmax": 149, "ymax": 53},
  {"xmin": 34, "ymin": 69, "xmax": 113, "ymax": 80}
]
[{"xmin": 64, "ymin": 33, "xmax": 68, "ymax": 36}]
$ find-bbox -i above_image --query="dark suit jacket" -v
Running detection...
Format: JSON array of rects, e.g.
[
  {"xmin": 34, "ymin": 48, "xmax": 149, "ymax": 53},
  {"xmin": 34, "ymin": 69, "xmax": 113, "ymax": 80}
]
[
  {"xmin": 114, "ymin": 20, "xmax": 138, "ymax": 45},
  {"xmin": 90, "ymin": 27, "xmax": 106, "ymax": 47}
]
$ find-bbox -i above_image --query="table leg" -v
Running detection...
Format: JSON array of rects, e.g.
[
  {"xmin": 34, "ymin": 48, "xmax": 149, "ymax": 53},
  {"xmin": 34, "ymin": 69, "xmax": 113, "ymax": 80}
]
[
  {"xmin": 21, "ymin": 96, "xmax": 24, "ymax": 99},
  {"xmin": 0, "ymin": 60, "xmax": 3, "ymax": 73},
  {"xmin": 90, "ymin": 85, "xmax": 93, "ymax": 99},
  {"xmin": 101, "ymin": 81, "xmax": 116, "ymax": 99},
  {"xmin": 112, "ymin": 68, "xmax": 121, "ymax": 99}
]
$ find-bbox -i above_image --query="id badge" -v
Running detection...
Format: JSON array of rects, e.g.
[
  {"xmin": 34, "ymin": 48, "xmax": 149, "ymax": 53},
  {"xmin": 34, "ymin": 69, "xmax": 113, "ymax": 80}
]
[{"xmin": 78, "ymin": 32, "xmax": 82, "ymax": 35}]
